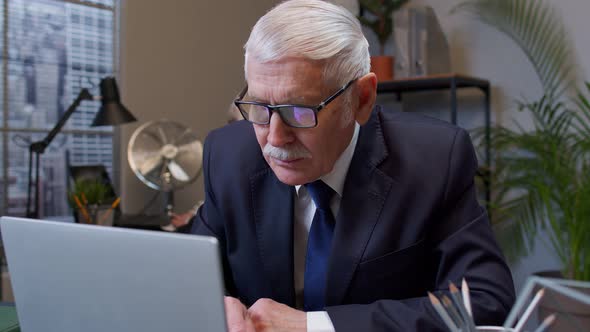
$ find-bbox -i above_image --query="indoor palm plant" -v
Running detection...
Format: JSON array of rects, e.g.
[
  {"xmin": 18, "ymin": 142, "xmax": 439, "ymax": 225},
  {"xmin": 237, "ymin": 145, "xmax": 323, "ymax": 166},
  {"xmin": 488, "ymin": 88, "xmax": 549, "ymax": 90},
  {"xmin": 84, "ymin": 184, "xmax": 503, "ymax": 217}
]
[
  {"xmin": 487, "ymin": 87, "xmax": 590, "ymax": 281},
  {"xmin": 453, "ymin": 0, "xmax": 590, "ymax": 281},
  {"xmin": 357, "ymin": 0, "xmax": 410, "ymax": 81}
]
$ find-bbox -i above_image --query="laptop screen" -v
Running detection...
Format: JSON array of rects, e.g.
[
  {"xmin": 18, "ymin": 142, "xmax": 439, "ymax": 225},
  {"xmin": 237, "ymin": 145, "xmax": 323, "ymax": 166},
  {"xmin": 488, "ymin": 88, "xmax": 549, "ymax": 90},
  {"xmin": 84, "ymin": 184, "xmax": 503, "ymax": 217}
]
[{"xmin": 0, "ymin": 217, "xmax": 227, "ymax": 332}]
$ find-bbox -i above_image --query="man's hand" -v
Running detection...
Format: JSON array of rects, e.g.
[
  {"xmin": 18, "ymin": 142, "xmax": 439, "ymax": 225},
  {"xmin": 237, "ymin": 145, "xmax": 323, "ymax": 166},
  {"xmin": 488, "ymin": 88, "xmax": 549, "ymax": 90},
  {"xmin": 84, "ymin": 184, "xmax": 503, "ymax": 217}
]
[
  {"xmin": 225, "ymin": 296, "xmax": 256, "ymax": 332},
  {"xmin": 169, "ymin": 211, "xmax": 194, "ymax": 228},
  {"xmin": 248, "ymin": 298, "xmax": 307, "ymax": 332}
]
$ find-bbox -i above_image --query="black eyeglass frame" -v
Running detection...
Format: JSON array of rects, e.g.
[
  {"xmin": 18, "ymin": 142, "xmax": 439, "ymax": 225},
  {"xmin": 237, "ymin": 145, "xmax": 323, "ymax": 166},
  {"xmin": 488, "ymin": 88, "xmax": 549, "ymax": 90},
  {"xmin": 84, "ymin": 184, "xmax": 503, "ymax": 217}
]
[{"xmin": 234, "ymin": 78, "xmax": 357, "ymax": 128}]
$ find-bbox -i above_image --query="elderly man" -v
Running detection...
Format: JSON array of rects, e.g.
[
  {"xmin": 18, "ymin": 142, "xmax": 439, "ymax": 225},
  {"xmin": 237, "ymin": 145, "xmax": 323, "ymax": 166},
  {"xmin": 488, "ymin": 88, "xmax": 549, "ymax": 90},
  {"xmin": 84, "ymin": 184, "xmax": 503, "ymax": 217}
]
[{"xmin": 192, "ymin": 1, "xmax": 515, "ymax": 331}]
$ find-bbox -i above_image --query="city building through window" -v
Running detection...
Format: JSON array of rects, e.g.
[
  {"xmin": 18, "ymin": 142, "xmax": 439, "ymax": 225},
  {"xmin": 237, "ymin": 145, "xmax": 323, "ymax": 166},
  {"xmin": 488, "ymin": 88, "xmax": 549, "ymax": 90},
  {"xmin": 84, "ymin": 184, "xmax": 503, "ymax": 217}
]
[{"xmin": 0, "ymin": 0, "xmax": 117, "ymax": 217}]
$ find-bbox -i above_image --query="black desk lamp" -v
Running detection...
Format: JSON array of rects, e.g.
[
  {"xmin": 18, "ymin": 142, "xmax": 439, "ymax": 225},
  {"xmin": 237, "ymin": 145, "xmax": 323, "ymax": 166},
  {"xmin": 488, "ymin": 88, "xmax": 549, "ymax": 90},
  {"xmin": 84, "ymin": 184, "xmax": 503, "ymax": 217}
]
[{"xmin": 25, "ymin": 77, "xmax": 136, "ymax": 218}]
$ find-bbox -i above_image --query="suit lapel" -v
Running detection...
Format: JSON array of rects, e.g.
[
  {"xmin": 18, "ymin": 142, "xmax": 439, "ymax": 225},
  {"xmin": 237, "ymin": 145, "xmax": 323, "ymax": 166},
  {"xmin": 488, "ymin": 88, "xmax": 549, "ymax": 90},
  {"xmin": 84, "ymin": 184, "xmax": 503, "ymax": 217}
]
[
  {"xmin": 250, "ymin": 168, "xmax": 295, "ymax": 306},
  {"xmin": 326, "ymin": 109, "xmax": 395, "ymax": 305}
]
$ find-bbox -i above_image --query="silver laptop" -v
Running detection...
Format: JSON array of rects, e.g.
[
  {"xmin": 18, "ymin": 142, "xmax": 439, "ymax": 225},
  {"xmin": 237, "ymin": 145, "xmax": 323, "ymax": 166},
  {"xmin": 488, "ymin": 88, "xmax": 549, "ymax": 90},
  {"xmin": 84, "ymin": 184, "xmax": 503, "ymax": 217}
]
[{"xmin": 0, "ymin": 216, "xmax": 227, "ymax": 332}]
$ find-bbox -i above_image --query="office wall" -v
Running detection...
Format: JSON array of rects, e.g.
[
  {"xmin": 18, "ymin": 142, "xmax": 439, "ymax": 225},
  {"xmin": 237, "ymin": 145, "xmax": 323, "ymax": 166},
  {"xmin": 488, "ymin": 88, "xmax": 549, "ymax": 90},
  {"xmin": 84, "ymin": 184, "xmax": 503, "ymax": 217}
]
[{"xmin": 117, "ymin": 0, "xmax": 279, "ymax": 215}]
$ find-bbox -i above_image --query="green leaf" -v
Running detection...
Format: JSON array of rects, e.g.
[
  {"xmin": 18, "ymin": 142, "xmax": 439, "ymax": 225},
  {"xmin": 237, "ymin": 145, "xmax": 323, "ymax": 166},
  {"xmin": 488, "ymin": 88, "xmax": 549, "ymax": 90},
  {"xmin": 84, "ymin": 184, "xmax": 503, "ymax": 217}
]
[{"xmin": 451, "ymin": 0, "xmax": 578, "ymax": 98}]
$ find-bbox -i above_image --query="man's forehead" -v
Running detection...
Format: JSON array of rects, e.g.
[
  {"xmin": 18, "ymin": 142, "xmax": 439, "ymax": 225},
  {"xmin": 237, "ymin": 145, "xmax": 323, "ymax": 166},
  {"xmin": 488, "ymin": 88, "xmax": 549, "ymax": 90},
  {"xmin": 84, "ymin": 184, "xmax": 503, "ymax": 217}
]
[
  {"xmin": 245, "ymin": 58, "xmax": 327, "ymax": 103},
  {"xmin": 246, "ymin": 57, "xmax": 324, "ymax": 78},
  {"xmin": 245, "ymin": 87, "xmax": 311, "ymax": 104}
]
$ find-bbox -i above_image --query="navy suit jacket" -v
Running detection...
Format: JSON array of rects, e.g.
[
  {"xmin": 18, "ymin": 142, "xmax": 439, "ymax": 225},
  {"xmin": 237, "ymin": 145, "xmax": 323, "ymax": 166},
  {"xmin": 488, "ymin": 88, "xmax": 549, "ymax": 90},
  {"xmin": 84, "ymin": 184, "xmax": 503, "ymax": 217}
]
[{"xmin": 192, "ymin": 107, "xmax": 515, "ymax": 331}]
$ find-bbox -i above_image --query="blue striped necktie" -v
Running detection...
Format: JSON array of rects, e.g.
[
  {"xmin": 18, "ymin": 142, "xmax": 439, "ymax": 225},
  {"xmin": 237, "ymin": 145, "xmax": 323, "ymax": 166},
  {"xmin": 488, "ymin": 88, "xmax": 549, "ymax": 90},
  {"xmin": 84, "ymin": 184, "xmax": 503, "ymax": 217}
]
[{"xmin": 304, "ymin": 180, "xmax": 336, "ymax": 311}]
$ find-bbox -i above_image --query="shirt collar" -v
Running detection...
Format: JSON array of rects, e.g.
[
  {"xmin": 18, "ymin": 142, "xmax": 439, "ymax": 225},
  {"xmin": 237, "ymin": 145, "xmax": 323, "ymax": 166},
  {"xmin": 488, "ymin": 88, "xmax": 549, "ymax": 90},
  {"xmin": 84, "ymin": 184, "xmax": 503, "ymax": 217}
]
[{"xmin": 295, "ymin": 122, "xmax": 360, "ymax": 198}]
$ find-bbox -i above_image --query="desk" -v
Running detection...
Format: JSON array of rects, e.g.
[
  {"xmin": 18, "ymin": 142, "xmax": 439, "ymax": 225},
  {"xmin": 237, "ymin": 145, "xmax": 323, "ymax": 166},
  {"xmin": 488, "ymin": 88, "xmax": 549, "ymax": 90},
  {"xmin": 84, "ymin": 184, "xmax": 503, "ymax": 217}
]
[
  {"xmin": 114, "ymin": 213, "xmax": 169, "ymax": 231},
  {"xmin": 377, "ymin": 73, "xmax": 491, "ymax": 205},
  {"xmin": 43, "ymin": 214, "xmax": 168, "ymax": 230}
]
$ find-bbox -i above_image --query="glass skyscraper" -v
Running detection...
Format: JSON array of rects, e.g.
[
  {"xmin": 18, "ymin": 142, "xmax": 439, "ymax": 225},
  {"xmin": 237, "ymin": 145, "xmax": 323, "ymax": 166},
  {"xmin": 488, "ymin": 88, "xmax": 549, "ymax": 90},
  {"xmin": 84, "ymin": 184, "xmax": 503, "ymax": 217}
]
[{"xmin": 0, "ymin": 0, "xmax": 116, "ymax": 217}]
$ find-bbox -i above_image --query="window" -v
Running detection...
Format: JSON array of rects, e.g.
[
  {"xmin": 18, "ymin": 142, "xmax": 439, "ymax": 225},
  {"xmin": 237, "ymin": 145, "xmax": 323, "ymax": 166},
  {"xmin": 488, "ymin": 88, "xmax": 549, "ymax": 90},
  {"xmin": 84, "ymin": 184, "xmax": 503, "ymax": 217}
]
[{"xmin": 0, "ymin": 0, "xmax": 117, "ymax": 217}]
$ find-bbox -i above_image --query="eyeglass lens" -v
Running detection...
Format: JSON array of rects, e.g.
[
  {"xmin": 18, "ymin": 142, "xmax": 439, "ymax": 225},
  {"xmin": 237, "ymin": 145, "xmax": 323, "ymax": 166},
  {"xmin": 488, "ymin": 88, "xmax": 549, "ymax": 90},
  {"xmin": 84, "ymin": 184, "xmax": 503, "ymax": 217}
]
[{"xmin": 241, "ymin": 104, "xmax": 316, "ymax": 128}]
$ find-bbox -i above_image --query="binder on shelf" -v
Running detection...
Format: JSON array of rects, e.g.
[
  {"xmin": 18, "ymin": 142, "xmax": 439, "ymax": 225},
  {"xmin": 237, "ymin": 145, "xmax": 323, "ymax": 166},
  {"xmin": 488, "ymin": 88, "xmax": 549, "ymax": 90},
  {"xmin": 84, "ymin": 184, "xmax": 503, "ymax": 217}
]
[
  {"xmin": 394, "ymin": 6, "xmax": 451, "ymax": 79},
  {"xmin": 393, "ymin": 8, "xmax": 411, "ymax": 78}
]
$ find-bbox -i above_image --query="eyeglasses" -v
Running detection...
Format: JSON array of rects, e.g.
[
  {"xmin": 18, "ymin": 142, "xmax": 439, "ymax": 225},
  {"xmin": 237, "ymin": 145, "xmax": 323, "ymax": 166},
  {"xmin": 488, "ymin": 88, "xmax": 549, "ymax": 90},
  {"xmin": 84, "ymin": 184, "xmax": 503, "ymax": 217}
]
[{"xmin": 234, "ymin": 79, "xmax": 356, "ymax": 128}]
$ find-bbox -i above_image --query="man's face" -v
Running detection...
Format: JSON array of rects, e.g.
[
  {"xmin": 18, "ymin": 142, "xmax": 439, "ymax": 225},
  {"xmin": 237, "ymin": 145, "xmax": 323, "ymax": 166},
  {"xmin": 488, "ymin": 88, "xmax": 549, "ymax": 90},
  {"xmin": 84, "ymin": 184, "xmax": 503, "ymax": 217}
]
[{"xmin": 245, "ymin": 57, "xmax": 357, "ymax": 185}]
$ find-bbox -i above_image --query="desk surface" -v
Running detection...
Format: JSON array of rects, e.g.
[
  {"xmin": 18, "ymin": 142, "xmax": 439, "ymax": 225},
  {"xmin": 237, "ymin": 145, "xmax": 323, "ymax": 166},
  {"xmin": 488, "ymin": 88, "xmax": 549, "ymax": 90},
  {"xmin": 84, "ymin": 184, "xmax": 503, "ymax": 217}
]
[{"xmin": 115, "ymin": 213, "xmax": 169, "ymax": 230}]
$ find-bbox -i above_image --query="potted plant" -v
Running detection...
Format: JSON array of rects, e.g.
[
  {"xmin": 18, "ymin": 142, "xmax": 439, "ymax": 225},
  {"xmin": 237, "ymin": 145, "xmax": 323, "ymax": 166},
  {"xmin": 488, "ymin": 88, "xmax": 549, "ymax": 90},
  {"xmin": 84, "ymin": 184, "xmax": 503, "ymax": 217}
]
[
  {"xmin": 69, "ymin": 178, "xmax": 118, "ymax": 225},
  {"xmin": 487, "ymin": 87, "xmax": 590, "ymax": 281},
  {"xmin": 453, "ymin": 0, "xmax": 587, "ymax": 280},
  {"xmin": 357, "ymin": 0, "xmax": 410, "ymax": 81},
  {"xmin": 453, "ymin": 0, "xmax": 589, "ymax": 329}
]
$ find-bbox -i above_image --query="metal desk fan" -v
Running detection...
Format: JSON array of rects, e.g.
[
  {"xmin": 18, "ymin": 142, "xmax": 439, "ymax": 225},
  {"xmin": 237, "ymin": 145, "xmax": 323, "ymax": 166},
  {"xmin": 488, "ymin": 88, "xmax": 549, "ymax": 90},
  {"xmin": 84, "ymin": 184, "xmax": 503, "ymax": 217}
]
[{"xmin": 128, "ymin": 119, "xmax": 203, "ymax": 218}]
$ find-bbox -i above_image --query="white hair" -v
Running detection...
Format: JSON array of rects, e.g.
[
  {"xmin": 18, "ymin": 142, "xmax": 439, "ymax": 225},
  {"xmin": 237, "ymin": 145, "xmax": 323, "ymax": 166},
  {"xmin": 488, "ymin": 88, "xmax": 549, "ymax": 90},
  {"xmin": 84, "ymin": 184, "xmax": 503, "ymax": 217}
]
[{"xmin": 244, "ymin": 0, "xmax": 370, "ymax": 88}]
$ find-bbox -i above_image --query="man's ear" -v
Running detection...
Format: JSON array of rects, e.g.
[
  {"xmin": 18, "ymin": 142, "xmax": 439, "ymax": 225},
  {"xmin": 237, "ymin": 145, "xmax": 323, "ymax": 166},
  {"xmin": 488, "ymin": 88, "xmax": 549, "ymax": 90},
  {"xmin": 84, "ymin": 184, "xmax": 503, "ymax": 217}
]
[{"xmin": 353, "ymin": 73, "xmax": 377, "ymax": 125}]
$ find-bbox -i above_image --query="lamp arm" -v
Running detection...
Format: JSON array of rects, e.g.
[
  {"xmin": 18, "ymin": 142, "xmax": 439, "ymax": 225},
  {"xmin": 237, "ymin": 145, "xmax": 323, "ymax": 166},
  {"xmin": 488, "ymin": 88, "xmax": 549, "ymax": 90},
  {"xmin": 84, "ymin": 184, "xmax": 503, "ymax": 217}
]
[{"xmin": 30, "ymin": 88, "xmax": 94, "ymax": 154}]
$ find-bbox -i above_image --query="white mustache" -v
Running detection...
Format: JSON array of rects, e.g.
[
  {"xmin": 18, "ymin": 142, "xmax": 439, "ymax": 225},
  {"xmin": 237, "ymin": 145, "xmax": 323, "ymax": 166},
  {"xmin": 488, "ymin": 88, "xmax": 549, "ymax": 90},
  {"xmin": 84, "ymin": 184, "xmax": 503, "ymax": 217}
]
[{"xmin": 263, "ymin": 143, "xmax": 312, "ymax": 161}]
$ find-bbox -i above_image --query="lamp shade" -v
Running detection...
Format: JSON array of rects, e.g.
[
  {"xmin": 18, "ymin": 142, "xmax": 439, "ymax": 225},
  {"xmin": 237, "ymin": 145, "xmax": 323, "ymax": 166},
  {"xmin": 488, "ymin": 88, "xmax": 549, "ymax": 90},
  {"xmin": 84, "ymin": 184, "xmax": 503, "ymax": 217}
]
[{"xmin": 91, "ymin": 77, "xmax": 137, "ymax": 127}]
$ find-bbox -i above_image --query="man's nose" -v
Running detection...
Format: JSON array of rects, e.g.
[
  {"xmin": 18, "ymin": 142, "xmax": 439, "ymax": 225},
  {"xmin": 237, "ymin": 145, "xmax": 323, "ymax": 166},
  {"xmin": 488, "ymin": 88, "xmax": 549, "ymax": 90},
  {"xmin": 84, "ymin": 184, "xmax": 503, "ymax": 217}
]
[{"xmin": 267, "ymin": 113, "xmax": 294, "ymax": 147}]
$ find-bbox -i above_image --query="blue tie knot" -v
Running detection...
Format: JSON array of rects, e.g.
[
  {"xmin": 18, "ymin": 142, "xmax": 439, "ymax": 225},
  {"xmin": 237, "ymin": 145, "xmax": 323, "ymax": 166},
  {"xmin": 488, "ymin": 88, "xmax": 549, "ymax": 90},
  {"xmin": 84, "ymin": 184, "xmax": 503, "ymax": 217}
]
[{"xmin": 305, "ymin": 180, "xmax": 334, "ymax": 211}]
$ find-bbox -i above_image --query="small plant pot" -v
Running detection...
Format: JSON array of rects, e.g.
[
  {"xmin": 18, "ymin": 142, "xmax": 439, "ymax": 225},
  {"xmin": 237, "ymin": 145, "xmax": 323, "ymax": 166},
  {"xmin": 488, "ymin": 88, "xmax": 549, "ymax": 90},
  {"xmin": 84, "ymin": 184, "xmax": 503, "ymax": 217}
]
[
  {"xmin": 76, "ymin": 204, "xmax": 115, "ymax": 226},
  {"xmin": 370, "ymin": 55, "xmax": 395, "ymax": 82}
]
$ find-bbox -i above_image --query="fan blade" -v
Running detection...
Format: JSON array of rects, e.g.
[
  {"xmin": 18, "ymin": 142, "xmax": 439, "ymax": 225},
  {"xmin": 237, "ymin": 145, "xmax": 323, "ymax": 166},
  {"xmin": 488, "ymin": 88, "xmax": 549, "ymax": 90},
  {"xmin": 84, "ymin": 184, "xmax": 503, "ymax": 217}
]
[
  {"xmin": 173, "ymin": 150, "xmax": 201, "ymax": 179},
  {"xmin": 172, "ymin": 128, "xmax": 194, "ymax": 145},
  {"xmin": 168, "ymin": 160, "xmax": 190, "ymax": 182},
  {"xmin": 157, "ymin": 126, "xmax": 169, "ymax": 144},
  {"xmin": 139, "ymin": 154, "xmax": 163, "ymax": 175},
  {"xmin": 141, "ymin": 130, "xmax": 164, "ymax": 146},
  {"xmin": 177, "ymin": 140, "xmax": 203, "ymax": 155}
]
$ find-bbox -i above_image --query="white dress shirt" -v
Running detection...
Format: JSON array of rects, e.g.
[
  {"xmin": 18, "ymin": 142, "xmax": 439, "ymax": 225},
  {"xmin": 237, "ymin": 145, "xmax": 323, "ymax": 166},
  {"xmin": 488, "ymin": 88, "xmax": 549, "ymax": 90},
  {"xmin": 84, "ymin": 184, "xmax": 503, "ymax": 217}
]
[{"xmin": 294, "ymin": 123, "xmax": 360, "ymax": 332}]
